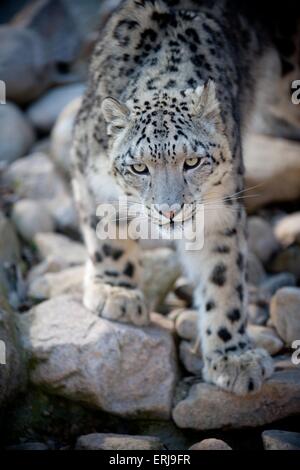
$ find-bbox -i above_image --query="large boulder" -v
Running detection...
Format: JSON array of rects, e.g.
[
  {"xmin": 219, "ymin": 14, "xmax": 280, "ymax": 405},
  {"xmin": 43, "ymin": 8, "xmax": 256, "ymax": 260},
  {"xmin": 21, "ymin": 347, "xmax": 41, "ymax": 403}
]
[
  {"xmin": 0, "ymin": 103, "xmax": 35, "ymax": 165},
  {"xmin": 27, "ymin": 83, "xmax": 85, "ymax": 132},
  {"xmin": 262, "ymin": 430, "xmax": 300, "ymax": 450},
  {"xmin": 19, "ymin": 295, "xmax": 177, "ymax": 419},
  {"xmin": 244, "ymin": 134, "xmax": 300, "ymax": 212},
  {"xmin": 12, "ymin": 199, "xmax": 54, "ymax": 243},
  {"xmin": 75, "ymin": 433, "xmax": 164, "ymax": 450},
  {"xmin": 173, "ymin": 362, "xmax": 300, "ymax": 430},
  {"xmin": 4, "ymin": 153, "xmax": 78, "ymax": 231},
  {"xmin": 270, "ymin": 287, "xmax": 300, "ymax": 345},
  {"xmin": 0, "ymin": 26, "xmax": 52, "ymax": 104}
]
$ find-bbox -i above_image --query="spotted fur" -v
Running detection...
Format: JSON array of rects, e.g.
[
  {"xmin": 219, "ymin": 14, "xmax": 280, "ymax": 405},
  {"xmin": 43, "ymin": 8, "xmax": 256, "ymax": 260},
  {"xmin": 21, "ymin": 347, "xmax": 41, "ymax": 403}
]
[{"xmin": 72, "ymin": 0, "xmax": 299, "ymax": 395}]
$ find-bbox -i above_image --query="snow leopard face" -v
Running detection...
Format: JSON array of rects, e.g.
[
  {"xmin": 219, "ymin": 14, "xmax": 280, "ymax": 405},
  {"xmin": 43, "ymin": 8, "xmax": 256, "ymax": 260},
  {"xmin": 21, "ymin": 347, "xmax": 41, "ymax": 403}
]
[{"xmin": 102, "ymin": 81, "xmax": 231, "ymax": 225}]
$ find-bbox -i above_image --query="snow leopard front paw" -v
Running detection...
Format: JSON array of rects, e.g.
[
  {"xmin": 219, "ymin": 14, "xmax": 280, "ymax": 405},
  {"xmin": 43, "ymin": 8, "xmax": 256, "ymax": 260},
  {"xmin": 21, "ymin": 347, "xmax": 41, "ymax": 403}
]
[
  {"xmin": 203, "ymin": 348, "xmax": 274, "ymax": 395},
  {"xmin": 84, "ymin": 282, "xmax": 149, "ymax": 326}
]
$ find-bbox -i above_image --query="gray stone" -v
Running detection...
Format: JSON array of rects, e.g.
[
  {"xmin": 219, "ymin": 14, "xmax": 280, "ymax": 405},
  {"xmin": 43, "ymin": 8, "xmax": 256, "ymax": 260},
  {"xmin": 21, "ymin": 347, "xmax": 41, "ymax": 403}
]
[
  {"xmin": 27, "ymin": 84, "xmax": 85, "ymax": 132},
  {"xmin": 262, "ymin": 430, "xmax": 300, "ymax": 450},
  {"xmin": 12, "ymin": 199, "xmax": 54, "ymax": 242},
  {"xmin": 247, "ymin": 325, "xmax": 284, "ymax": 356},
  {"xmin": 34, "ymin": 232, "xmax": 87, "ymax": 266},
  {"xmin": 50, "ymin": 97, "xmax": 82, "ymax": 176},
  {"xmin": 0, "ymin": 26, "xmax": 52, "ymax": 104},
  {"xmin": 244, "ymin": 134, "xmax": 300, "ymax": 212},
  {"xmin": 0, "ymin": 103, "xmax": 35, "ymax": 165},
  {"xmin": 275, "ymin": 212, "xmax": 300, "ymax": 246},
  {"xmin": 270, "ymin": 287, "xmax": 300, "ymax": 345},
  {"xmin": 189, "ymin": 439, "xmax": 232, "ymax": 450},
  {"xmin": 247, "ymin": 303, "xmax": 269, "ymax": 326},
  {"xmin": 76, "ymin": 433, "xmax": 164, "ymax": 450},
  {"xmin": 247, "ymin": 252, "xmax": 266, "ymax": 286},
  {"xmin": 175, "ymin": 310, "xmax": 198, "ymax": 341},
  {"xmin": 173, "ymin": 366, "xmax": 300, "ymax": 430},
  {"xmin": 174, "ymin": 278, "xmax": 193, "ymax": 307},
  {"xmin": 4, "ymin": 153, "xmax": 67, "ymax": 200},
  {"xmin": 260, "ymin": 272, "xmax": 296, "ymax": 297},
  {"xmin": 0, "ymin": 295, "xmax": 26, "ymax": 406},
  {"xmin": 0, "ymin": 211, "xmax": 22, "ymax": 305},
  {"xmin": 19, "ymin": 295, "xmax": 177, "ymax": 419},
  {"xmin": 248, "ymin": 217, "xmax": 279, "ymax": 264},
  {"xmin": 269, "ymin": 245, "xmax": 300, "ymax": 281},
  {"xmin": 179, "ymin": 340, "xmax": 202, "ymax": 375},
  {"xmin": 47, "ymin": 194, "xmax": 79, "ymax": 233},
  {"xmin": 11, "ymin": 0, "xmax": 81, "ymax": 68},
  {"xmin": 28, "ymin": 266, "xmax": 84, "ymax": 300}
]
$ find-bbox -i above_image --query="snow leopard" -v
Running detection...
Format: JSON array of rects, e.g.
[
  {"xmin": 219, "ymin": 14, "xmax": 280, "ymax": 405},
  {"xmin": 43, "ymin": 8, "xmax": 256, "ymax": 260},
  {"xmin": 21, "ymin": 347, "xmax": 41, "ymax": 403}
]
[{"xmin": 72, "ymin": 0, "xmax": 300, "ymax": 395}]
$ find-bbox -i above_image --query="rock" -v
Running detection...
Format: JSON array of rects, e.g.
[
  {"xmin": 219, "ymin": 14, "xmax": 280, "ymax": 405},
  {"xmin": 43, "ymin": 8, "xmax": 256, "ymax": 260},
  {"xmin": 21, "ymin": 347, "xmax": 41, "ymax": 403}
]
[
  {"xmin": 174, "ymin": 278, "xmax": 193, "ymax": 307},
  {"xmin": 172, "ymin": 366, "xmax": 300, "ymax": 430},
  {"xmin": 0, "ymin": 211, "xmax": 21, "ymax": 266},
  {"xmin": 244, "ymin": 134, "xmax": 300, "ymax": 212},
  {"xmin": 179, "ymin": 340, "xmax": 202, "ymax": 375},
  {"xmin": 0, "ymin": 211, "xmax": 22, "ymax": 305},
  {"xmin": 0, "ymin": 103, "xmax": 35, "ymax": 165},
  {"xmin": 0, "ymin": 295, "xmax": 26, "ymax": 406},
  {"xmin": 19, "ymin": 295, "xmax": 177, "ymax": 419},
  {"xmin": 247, "ymin": 303, "xmax": 269, "ymax": 326},
  {"xmin": 76, "ymin": 433, "xmax": 164, "ymax": 450},
  {"xmin": 7, "ymin": 442, "xmax": 48, "ymax": 451},
  {"xmin": 262, "ymin": 430, "xmax": 300, "ymax": 450},
  {"xmin": 50, "ymin": 97, "xmax": 82, "ymax": 176},
  {"xmin": 12, "ymin": 199, "xmax": 54, "ymax": 242},
  {"xmin": 270, "ymin": 287, "xmax": 300, "ymax": 345},
  {"xmin": 247, "ymin": 252, "xmax": 266, "ymax": 286},
  {"xmin": 269, "ymin": 245, "xmax": 300, "ymax": 281},
  {"xmin": 175, "ymin": 310, "xmax": 198, "ymax": 341},
  {"xmin": 247, "ymin": 325, "xmax": 284, "ymax": 356},
  {"xmin": 4, "ymin": 153, "xmax": 67, "ymax": 200},
  {"xmin": 0, "ymin": 26, "xmax": 52, "ymax": 104},
  {"xmin": 275, "ymin": 212, "xmax": 300, "ymax": 246},
  {"xmin": 34, "ymin": 232, "xmax": 87, "ymax": 266},
  {"xmin": 248, "ymin": 217, "xmax": 279, "ymax": 264},
  {"xmin": 141, "ymin": 248, "xmax": 181, "ymax": 310},
  {"xmin": 260, "ymin": 272, "xmax": 296, "ymax": 297},
  {"xmin": 189, "ymin": 439, "xmax": 232, "ymax": 450},
  {"xmin": 28, "ymin": 266, "xmax": 84, "ymax": 300},
  {"xmin": 47, "ymin": 194, "xmax": 79, "ymax": 233},
  {"xmin": 12, "ymin": 0, "xmax": 81, "ymax": 67},
  {"xmin": 27, "ymin": 84, "xmax": 85, "ymax": 132}
]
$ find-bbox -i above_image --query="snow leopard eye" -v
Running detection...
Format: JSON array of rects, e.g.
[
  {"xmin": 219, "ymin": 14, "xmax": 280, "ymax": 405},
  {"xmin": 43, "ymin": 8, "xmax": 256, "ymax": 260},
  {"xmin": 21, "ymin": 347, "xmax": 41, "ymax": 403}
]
[
  {"xmin": 131, "ymin": 163, "xmax": 149, "ymax": 175},
  {"xmin": 184, "ymin": 157, "xmax": 201, "ymax": 170}
]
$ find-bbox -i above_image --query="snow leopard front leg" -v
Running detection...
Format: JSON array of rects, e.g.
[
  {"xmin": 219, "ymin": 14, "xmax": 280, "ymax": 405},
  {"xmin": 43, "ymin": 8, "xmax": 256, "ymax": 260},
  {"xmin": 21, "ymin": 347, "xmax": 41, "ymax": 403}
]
[
  {"xmin": 178, "ymin": 203, "xmax": 273, "ymax": 395},
  {"xmin": 72, "ymin": 170, "xmax": 149, "ymax": 326}
]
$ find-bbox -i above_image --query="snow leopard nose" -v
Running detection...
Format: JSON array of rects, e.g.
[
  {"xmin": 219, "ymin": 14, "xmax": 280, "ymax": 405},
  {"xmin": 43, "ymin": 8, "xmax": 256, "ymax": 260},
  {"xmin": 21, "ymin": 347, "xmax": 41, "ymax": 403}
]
[
  {"xmin": 155, "ymin": 204, "xmax": 182, "ymax": 220},
  {"xmin": 162, "ymin": 210, "xmax": 175, "ymax": 220}
]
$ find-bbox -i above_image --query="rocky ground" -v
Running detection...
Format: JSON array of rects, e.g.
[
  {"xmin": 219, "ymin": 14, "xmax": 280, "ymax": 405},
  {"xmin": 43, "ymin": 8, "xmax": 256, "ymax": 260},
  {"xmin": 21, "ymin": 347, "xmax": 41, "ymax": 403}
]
[{"xmin": 0, "ymin": 0, "xmax": 300, "ymax": 451}]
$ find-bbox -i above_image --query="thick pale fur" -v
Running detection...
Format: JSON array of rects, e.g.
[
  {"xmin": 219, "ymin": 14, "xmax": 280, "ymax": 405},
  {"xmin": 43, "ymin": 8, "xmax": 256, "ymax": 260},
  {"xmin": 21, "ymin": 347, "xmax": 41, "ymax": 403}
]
[{"xmin": 72, "ymin": 0, "xmax": 299, "ymax": 395}]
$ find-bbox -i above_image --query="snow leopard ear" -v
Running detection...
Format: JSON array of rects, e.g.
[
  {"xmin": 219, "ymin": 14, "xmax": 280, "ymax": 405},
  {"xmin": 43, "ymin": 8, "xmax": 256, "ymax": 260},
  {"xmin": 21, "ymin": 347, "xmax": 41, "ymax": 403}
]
[
  {"xmin": 101, "ymin": 97, "xmax": 130, "ymax": 136},
  {"xmin": 191, "ymin": 80, "xmax": 223, "ymax": 130}
]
